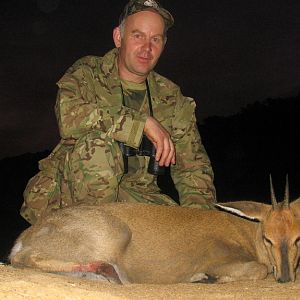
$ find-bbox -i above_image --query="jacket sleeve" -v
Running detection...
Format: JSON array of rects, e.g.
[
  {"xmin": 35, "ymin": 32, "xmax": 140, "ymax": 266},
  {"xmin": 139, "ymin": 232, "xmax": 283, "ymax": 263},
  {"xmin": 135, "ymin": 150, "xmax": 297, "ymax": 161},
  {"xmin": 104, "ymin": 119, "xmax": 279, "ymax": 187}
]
[
  {"xmin": 170, "ymin": 91, "xmax": 216, "ymax": 208},
  {"xmin": 55, "ymin": 65, "xmax": 147, "ymax": 148}
]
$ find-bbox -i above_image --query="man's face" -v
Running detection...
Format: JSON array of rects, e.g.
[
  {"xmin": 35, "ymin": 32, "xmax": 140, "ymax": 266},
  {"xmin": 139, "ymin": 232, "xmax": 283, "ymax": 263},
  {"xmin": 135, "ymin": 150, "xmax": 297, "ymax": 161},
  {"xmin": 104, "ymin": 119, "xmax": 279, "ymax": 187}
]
[{"xmin": 113, "ymin": 10, "xmax": 166, "ymax": 83}]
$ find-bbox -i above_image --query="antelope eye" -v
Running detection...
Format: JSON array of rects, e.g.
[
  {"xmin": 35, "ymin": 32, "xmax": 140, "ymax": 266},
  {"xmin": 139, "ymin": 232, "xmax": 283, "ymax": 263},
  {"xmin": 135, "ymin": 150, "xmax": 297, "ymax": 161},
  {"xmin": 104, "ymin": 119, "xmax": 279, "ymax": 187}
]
[
  {"xmin": 263, "ymin": 236, "xmax": 273, "ymax": 245},
  {"xmin": 295, "ymin": 237, "xmax": 300, "ymax": 245}
]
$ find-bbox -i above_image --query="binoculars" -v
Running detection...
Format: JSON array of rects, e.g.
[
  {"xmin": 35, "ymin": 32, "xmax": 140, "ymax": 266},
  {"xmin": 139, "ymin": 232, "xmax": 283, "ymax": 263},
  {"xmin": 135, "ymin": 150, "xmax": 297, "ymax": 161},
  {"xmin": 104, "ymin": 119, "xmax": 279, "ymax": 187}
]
[{"xmin": 118, "ymin": 135, "xmax": 166, "ymax": 175}]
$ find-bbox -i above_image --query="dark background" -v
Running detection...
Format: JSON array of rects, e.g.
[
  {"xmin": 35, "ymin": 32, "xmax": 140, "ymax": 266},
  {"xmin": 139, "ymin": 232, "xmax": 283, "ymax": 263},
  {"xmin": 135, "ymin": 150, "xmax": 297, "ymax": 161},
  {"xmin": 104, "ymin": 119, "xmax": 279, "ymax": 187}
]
[
  {"xmin": 1, "ymin": 0, "xmax": 300, "ymax": 159},
  {"xmin": 1, "ymin": 0, "xmax": 300, "ymax": 261}
]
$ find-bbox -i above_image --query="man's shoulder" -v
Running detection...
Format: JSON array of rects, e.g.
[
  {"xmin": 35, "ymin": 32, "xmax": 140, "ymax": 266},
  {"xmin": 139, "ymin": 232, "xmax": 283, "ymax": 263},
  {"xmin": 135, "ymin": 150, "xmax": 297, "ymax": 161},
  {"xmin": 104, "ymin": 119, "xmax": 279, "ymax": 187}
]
[
  {"xmin": 75, "ymin": 55, "xmax": 102, "ymax": 66},
  {"xmin": 56, "ymin": 56, "xmax": 103, "ymax": 86},
  {"xmin": 66, "ymin": 55, "xmax": 103, "ymax": 74},
  {"xmin": 150, "ymin": 71, "xmax": 196, "ymax": 108},
  {"xmin": 64, "ymin": 49, "xmax": 117, "ymax": 75},
  {"xmin": 57, "ymin": 49, "xmax": 118, "ymax": 86},
  {"xmin": 151, "ymin": 71, "xmax": 181, "ymax": 95}
]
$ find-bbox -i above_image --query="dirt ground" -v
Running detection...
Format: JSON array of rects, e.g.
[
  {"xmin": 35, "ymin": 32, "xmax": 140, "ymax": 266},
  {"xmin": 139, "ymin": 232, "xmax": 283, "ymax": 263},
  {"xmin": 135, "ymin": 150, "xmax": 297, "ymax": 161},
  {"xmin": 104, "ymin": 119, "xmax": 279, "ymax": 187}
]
[{"xmin": 1, "ymin": 265, "xmax": 300, "ymax": 300}]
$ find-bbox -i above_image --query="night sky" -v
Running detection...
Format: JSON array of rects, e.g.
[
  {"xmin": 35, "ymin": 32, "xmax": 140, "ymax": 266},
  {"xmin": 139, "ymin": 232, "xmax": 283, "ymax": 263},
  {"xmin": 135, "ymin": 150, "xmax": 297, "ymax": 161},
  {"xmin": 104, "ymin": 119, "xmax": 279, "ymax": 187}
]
[{"xmin": 1, "ymin": 0, "xmax": 300, "ymax": 159}]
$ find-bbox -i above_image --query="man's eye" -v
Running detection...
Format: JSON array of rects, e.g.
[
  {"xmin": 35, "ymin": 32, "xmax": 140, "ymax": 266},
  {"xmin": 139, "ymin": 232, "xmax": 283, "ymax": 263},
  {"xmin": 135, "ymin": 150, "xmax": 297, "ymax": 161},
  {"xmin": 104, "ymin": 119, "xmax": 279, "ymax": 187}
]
[
  {"xmin": 152, "ymin": 37, "xmax": 162, "ymax": 44},
  {"xmin": 133, "ymin": 34, "xmax": 142, "ymax": 39}
]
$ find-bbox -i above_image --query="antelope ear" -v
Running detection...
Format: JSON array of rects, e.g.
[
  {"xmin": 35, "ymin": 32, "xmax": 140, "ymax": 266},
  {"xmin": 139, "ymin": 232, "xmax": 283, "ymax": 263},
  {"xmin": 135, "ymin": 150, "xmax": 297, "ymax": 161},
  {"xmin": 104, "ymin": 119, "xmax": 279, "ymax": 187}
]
[
  {"xmin": 215, "ymin": 201, "xmax": 270, "ymax": 222},
  {"xmin": 290, "ymin": 197, "xmax": 300, "ymax": 217}
]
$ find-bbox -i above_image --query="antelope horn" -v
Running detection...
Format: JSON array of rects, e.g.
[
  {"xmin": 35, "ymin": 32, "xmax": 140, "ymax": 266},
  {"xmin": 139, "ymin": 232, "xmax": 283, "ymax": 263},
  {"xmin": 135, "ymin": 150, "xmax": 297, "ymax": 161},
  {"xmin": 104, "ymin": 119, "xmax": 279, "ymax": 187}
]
[
  {"xmin": 283, "ymin": 174, "xmax": 289, "ymax": 208},
  {"xmin": 270, "ymin": 174, "xmax": 277, "ymax": 209}
]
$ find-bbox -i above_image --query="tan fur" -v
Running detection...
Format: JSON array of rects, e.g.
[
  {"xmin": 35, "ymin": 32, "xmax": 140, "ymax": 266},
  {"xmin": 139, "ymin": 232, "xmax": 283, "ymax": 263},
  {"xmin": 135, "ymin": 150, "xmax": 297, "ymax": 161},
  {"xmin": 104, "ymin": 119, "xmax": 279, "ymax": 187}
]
[{"xmin": 9, "ymin": 198, "xmax": 300, "ymax": 284}]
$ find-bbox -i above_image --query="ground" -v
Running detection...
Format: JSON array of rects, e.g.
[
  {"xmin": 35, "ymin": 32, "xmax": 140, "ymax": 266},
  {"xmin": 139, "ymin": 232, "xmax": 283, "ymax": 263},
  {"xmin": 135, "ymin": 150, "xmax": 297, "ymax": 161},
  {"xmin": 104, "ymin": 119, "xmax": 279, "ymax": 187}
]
[{"xmin": 1, "ymin": 265, "xmax": 300, "ymax": 300}]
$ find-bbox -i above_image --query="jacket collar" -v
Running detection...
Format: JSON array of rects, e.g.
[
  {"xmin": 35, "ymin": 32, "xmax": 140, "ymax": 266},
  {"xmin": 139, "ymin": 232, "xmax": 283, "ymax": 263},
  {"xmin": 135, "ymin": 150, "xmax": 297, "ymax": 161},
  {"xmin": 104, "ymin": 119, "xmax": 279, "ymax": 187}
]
[{"xmin": 103, "ymin": 48, "xmax": 161, "ymax": 103}]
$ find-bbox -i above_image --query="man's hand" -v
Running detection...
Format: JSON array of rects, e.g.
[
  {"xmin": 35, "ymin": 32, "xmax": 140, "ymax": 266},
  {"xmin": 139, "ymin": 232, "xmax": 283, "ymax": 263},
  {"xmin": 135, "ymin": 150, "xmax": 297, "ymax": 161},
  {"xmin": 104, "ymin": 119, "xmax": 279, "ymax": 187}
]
[{"xmin": 144, "ymin": 116, "xmax": 176, "ymax": 167}]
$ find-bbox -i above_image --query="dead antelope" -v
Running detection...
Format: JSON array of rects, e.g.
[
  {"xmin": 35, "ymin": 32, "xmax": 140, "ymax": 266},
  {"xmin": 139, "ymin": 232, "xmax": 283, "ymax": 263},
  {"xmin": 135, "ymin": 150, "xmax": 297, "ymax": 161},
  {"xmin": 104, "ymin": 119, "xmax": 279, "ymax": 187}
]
[{"xmin": 10, "ymin": 177, "xmax": 300, "ymax": 284}]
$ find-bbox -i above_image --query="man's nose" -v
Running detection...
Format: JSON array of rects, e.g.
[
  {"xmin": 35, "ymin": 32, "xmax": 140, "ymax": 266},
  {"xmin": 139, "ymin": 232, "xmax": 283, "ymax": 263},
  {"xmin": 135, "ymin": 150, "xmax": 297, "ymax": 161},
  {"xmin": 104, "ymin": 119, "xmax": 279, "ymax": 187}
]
[{"xmin": 142, "ymin": 39, "xmax": 152, "ymax": 51}]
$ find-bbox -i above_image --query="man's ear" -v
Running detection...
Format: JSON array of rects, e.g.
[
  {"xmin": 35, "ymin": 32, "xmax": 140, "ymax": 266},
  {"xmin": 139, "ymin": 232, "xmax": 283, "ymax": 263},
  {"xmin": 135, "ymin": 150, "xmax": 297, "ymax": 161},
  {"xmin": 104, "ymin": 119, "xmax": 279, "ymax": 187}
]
[{"xmin": 113, "ymin": 27, "xmax": 122, "ymax": 48}]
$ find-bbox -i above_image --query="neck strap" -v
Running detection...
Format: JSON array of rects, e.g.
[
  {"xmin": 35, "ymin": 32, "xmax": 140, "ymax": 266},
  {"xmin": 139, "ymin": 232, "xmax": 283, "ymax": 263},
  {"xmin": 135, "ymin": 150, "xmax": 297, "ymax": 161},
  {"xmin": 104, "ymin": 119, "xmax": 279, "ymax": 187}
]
[{"xmin": 120, "ymin": 79, "xmax": 153, "ymax": 117}]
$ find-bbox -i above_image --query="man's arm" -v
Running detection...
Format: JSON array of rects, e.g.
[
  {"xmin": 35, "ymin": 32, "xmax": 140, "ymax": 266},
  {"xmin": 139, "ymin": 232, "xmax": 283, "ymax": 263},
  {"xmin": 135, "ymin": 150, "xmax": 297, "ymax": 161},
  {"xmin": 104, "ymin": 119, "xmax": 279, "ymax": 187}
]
[
  {"xmin": 170, "ymin": 94, "xmax": 216, "ymax": 208},
  {"xmin": 144, "ymin": 116, "xmax": 176, "ymax": 167},
  {"xmin": 55, "ymin": 65, "xmax": 147, "ymax": 148}
]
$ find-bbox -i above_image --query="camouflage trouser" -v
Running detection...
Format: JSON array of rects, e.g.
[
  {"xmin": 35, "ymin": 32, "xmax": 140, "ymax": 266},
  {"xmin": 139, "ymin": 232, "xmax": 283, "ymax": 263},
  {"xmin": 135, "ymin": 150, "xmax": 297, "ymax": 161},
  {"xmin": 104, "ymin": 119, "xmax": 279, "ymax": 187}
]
[{"xmin": 21, "ymin": 132, "xmax": 177, "ymax": 224}]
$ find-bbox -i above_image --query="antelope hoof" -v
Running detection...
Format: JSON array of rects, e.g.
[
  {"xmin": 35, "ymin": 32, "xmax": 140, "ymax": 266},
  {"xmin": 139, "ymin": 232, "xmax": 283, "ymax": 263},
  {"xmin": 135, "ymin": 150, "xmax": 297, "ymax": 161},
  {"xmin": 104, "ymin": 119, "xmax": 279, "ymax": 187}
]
[{"xmin": 191, "ymin": 273, "xmax": 217, "ymax": 284}]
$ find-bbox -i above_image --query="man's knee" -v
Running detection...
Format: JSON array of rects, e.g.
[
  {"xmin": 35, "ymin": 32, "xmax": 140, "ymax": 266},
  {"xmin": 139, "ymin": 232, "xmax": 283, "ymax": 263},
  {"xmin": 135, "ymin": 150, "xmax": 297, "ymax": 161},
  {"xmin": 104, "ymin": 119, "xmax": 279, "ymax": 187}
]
[
  {"xmin": 66, "ymin": 133, "xmax": 124, "ymax": 203},
  {"xmin": 21, "ymin": 172, "xmax": 61, "ymax": 224}
]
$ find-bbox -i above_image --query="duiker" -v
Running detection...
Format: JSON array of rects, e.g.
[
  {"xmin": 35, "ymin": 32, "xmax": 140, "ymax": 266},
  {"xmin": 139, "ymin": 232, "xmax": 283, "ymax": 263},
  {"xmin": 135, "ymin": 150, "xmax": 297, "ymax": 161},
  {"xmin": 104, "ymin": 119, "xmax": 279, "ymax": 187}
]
[{"xmin": 10, "ymin": 177, "xmax": 300, "ymax": 284}]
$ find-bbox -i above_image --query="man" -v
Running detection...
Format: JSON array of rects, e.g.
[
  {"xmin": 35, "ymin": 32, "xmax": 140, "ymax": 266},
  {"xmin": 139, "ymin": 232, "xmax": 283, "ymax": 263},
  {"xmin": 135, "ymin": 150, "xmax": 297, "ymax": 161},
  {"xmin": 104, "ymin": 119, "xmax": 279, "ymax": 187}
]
[{"xmin": 20, "ymin": 0, "xmax": 216, "ymax": 225}]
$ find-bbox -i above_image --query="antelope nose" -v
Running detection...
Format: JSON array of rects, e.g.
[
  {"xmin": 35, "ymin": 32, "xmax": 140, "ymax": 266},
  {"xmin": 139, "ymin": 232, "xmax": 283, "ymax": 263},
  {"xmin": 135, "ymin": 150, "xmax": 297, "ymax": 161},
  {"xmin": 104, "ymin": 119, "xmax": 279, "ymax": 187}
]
[{"xmin": 277, "ymin": 277, "xmax": 291, "ymax": 283}]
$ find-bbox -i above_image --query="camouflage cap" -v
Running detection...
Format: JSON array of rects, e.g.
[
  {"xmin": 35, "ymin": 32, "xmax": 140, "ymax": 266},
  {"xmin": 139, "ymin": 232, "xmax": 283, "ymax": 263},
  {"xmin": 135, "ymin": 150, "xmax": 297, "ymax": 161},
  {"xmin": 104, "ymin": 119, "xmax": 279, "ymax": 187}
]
[{"xmin": 119, "ymin": 0, "xmax": 174, "ymax": 29}]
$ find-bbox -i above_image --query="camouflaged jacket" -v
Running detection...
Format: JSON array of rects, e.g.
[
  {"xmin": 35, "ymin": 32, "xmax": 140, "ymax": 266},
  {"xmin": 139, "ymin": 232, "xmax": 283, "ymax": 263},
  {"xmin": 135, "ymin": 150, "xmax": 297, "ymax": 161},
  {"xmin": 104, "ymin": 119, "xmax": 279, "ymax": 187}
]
[{"xmin": 54, "ymin": 48, "xmax": 216, "ymax": 207}]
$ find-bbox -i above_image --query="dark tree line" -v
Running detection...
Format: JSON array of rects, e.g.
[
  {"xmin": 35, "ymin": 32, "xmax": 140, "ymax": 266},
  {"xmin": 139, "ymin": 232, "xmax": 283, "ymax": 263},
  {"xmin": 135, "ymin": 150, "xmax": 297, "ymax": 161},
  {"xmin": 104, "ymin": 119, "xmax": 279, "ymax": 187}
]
[
  {"xmin": 201, "ymin": 95, "xmax": 300, "ymax": 202},
  {"xmin": 0, "ymin": 94, "xmax": 299, "ymax": 260}
]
